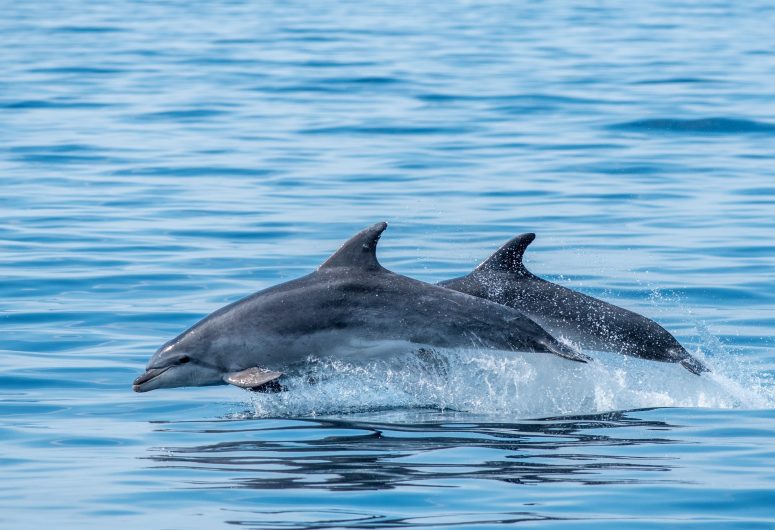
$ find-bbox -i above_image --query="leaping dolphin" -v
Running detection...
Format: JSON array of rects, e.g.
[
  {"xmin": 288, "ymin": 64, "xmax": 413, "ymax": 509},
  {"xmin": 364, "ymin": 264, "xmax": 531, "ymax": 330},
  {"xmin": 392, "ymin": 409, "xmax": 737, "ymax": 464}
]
[
  {"xmin": 439, "ymin": 233, "xmax": 708, "ymax": 375},
  {"xmin": 133, "ymin": 223, "xmax": 589, "ymax": 393}
]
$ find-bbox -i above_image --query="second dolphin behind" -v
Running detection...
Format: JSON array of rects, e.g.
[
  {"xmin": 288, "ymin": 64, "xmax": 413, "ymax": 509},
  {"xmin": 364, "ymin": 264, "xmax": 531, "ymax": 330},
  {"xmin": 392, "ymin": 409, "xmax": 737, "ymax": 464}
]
[{"xmin": 439, "ymin": 233, "xmax": 708, "ymax": 375}]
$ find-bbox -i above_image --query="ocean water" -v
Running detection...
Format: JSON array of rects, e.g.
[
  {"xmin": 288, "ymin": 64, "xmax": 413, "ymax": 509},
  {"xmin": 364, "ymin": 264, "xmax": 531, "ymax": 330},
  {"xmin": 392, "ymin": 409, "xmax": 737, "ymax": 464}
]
[{"xmin": 1, "ymin": 1, "xmax": 774, "ymax": 528}]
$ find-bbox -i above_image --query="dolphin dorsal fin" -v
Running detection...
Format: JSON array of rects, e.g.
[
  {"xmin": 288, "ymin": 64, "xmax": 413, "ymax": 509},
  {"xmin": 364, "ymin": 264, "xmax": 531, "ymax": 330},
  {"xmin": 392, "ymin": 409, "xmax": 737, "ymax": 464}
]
[
  {"xmin": 319, "ymin": 221, "xmax": 388, "ymax": 271},
  {"xmin": 475, "ymin": 233, "xmax": 536, "ymax": 275}
]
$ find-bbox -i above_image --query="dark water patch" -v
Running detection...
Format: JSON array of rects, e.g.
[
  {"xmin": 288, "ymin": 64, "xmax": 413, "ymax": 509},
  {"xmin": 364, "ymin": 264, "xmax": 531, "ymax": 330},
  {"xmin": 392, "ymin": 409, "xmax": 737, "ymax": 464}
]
[
  {"xmin": 0, "ymin": 371, "xmax": 108, "ymax": 391},
  {"xmin": 611, "ymin": 118, "xmax": 775, "ymax": 134},
  {"xmin": 301, "ymin": 125, "xmax": 476, "ymax": 136},
  {"xmin": 11, "ymin": 153, "xmax": 125, "ymax": 165},
  {"xmin": 258, "ymin": 83, "xmax": 366, "ymax": 95},
  {"xmin": 732, "ymin": 187, "xmax": 775, "ymax": 196},
  {"xmin": 116, "ymin": 47, "xmax": 166, "ymax": 58},
  {"xmin": 78, "ymin": 246, "xmax": 195, "ymax": 258},
  {"xmin": 5, "ymin": 213, "xmax": 132, "ymax": 228},
  {"xmin": 662, "ymin": 245, "xmax": 775, "ymax": 259},
  {"xmin": 134, "ymin": 108, "xmax": 231, "ymax": 122},
  {"xmin": 565, "ymin": 161, "xmax": 682, "ymax": 176},
  {"xmin": 491, "ymin": 103, "xmax": 559, "ymax": 114},
  {"xmin": 333, "ymin": 173, "xmax": 417, "ymax": 183},
  {"xmin": 320, "ymin": 76, "xmax": 403, "ymax": 85},
  {"xmin": 297, "ymin": 59, "xmax": 381, "ymax": 68},
  {"xmin": 280, "ymin": 26, "xmax": 412, "ymax": 38},
  {"xmin": 51, "ymin": 25, "xmax": 125, "ymax": 33},
  {"xmin": 711, "ymin": 245, "xmax": 775, "ymax": 259},
  {"xmin": 392, "ymin": 159, "xmax": 474, "ymax": 170},
  {"xmin": 532, "ymin": 142, "xmax": 623, "ymax": 151},
  {"xmin": 417, "ymin": 92, "xmax": 602, "ymax": 107},
  {"xmin": 0, "ymin": 402, "xmax": 66, "ymax": 416},
  {"xmin": 165, "ymin": 228, "xmax": 295, "ymax": 240},
  {"xmin": 107, "ymin": 312, "xmax": 207, "ymax": 325},
  {"xmin": 2, "ymin": 99, "xmax": 114, "ymax": 109},
  {"xmin": 277, "ymin": 35, "xmax": 342, "ymax": 43},
  {"xmin": 176, "ymin": 56, "xmax": 265, "ymax": 67},
  {"xmin": 0, "ymin": 257, "xmax": 128, "ymax": 270},
  {"xmin": 564, "ymin": 192, "xmax": 641, "ymax": 201},
  {"xmin": 9, "ymin": 143, "xmax": 108, "ymax": 154},
  {"xmin": 47, "ymin": 436, "xmax": 133, "ymax": 448},
  {"xmin": 0, "ymin": 273, "xmax": 197, "ymax": 297},
  {"xmin": 112, "ymin": 166, "xmax": 274, "ymax": 178},
  {"xmin": 671, "ymin": 286, "xmax": 774, "ymax": 304},
  {"xmin": 1, "ymin": 311, "xmax": 113, "ymax": 326},
  {"xmin": 210, "ymin": 38, "xmax": 270, "ymax": 45},
  {"xmin": 478, "ymin": 189, "xmax": 556, "ymax": 198},
  {"xmin": 633, "ymin": 77, "xmax": 721, "ymax": 85},
  {"xmin": 0, "ymin": 336, "xmax": 110, "ymax": 355},
  {"xmin": 29, "ymin": 66, "xmax": 124, "ymax": 75}
]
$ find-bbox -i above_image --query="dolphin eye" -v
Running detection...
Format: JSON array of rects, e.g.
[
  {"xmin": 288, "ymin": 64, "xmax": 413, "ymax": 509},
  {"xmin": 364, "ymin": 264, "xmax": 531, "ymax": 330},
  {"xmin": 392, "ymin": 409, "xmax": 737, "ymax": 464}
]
[{"xmin": 179, "ymin": 355, "xmax": 191, "ymax": 364}]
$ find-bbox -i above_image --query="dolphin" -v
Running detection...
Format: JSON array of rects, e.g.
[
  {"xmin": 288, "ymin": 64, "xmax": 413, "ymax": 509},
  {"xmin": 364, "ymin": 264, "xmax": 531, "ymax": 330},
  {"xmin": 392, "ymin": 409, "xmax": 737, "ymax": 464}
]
[
  {"xmin": 438, "ymin": 233, "xmax": 708, "ymax": 375},
  {"xmin": 133, "ymin": 223, "xmax": 590, "ymax": 393}
]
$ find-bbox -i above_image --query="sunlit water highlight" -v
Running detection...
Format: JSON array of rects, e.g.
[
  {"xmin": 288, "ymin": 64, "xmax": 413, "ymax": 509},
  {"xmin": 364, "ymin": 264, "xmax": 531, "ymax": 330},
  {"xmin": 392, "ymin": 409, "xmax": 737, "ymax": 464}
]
[{"xmin": 2, "ymin": 1, "xmax": 774, "ymax": 529}]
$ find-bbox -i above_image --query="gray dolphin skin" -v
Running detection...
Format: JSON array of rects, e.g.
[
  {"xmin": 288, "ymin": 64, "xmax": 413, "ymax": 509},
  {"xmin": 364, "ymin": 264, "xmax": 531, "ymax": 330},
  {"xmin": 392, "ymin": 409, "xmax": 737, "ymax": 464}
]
[
  {"xmin": 439, "ymin": 233, "xmax": 708, "ymax": 375},
  {"xmin": 133, "ymin": 223, "xmax": 590, "ymax": 393}
]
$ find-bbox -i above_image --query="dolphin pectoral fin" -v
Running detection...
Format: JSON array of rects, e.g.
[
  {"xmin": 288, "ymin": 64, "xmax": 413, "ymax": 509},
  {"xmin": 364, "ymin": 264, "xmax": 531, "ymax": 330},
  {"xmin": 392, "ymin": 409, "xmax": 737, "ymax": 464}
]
[{"xmin": 224, "ymin": 368, "xmax": 283, "ymax": 390}]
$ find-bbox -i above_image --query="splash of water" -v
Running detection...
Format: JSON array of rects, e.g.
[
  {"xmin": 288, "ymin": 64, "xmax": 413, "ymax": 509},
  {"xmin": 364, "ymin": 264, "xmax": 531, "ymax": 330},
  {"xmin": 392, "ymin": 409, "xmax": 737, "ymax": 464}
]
[{"xmin": 248, "ymin": 346, "xmax": 773, "ymax": 419}]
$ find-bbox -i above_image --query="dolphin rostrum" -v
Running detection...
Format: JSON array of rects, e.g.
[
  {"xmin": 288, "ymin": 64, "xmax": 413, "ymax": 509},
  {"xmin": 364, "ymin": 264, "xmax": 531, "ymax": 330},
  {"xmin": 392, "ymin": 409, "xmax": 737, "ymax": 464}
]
[
  {"xmin": 439, "ymin": 233, "xmax": 708, "ymax": 375},
  {"xmin": 133, "ymin": 223, "xmax": 589, "ymax": 393}
]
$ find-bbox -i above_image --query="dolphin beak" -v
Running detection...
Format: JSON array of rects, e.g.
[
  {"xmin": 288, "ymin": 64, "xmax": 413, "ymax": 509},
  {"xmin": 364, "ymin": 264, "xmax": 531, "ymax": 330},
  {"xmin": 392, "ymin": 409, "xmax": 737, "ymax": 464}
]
[{"xmin": 133, "ymin": 366, "xmax": 170, "ymax": 392}]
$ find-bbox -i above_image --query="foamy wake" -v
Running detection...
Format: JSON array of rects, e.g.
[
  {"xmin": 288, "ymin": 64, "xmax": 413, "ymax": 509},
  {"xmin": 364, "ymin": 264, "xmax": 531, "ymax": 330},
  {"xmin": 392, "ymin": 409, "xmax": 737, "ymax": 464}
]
[{"xmin": 248, "ymin": 347, "xmax": 774, "ymax": 418}]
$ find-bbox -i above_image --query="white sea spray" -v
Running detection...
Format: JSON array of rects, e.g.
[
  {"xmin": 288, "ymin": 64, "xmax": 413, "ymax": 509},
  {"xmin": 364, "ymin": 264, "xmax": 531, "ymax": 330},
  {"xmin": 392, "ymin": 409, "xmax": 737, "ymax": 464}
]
[{"xmin": 248, "ymin": 344, "xmax": 773, "ymax": 419}]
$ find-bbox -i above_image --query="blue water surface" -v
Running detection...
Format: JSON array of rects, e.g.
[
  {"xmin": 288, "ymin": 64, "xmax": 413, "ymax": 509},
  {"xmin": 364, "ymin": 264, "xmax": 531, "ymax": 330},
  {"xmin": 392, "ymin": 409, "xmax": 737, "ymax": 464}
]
[{"xmin": 1, "ymin": 1, "xmax": 774, "ymax": 528}]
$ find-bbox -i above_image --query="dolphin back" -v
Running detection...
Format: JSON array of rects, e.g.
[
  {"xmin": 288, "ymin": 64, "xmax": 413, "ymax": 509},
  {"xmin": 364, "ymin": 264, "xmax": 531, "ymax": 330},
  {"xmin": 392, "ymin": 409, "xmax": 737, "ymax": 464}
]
[{"xmin": 230, "ymin": 222, "xmax": 592, "ymax": 367}]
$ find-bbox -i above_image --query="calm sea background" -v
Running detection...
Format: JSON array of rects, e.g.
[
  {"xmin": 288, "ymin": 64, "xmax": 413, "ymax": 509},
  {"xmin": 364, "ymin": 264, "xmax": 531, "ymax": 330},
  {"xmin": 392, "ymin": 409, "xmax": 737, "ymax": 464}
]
[{"xmin": 1, "ymin": 2, "xmax": 774, "ymax": 529}]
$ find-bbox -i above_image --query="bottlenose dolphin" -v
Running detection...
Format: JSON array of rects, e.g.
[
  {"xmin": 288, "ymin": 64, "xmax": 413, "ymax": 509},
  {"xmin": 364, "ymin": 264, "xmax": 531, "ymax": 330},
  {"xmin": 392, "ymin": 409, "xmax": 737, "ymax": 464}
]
[
  {"xmin": 133, "ymin": 223, "xmax": 589, "ymax": 393},
  {"xmin": 439, "ymin": 233, "xmax": 708, "ymax": 375}
]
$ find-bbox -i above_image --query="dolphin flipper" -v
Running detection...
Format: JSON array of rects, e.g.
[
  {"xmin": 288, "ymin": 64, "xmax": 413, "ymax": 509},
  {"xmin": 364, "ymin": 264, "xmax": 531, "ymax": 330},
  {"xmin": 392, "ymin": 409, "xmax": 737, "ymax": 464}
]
[{"xmin": 224, "ymin": 367, "xmax": 283, "ymax": 390}]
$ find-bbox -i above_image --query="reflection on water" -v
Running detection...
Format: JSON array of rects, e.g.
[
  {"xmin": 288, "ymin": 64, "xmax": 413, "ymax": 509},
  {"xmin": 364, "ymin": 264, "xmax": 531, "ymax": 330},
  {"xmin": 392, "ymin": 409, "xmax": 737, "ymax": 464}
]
[
  {"xmin": 219, "ymin": 510, "xmax": 566, "ymax": 529},
  {"xmin": 147, "ymin": 411, "xmax": 681, "ymax": 493}
]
